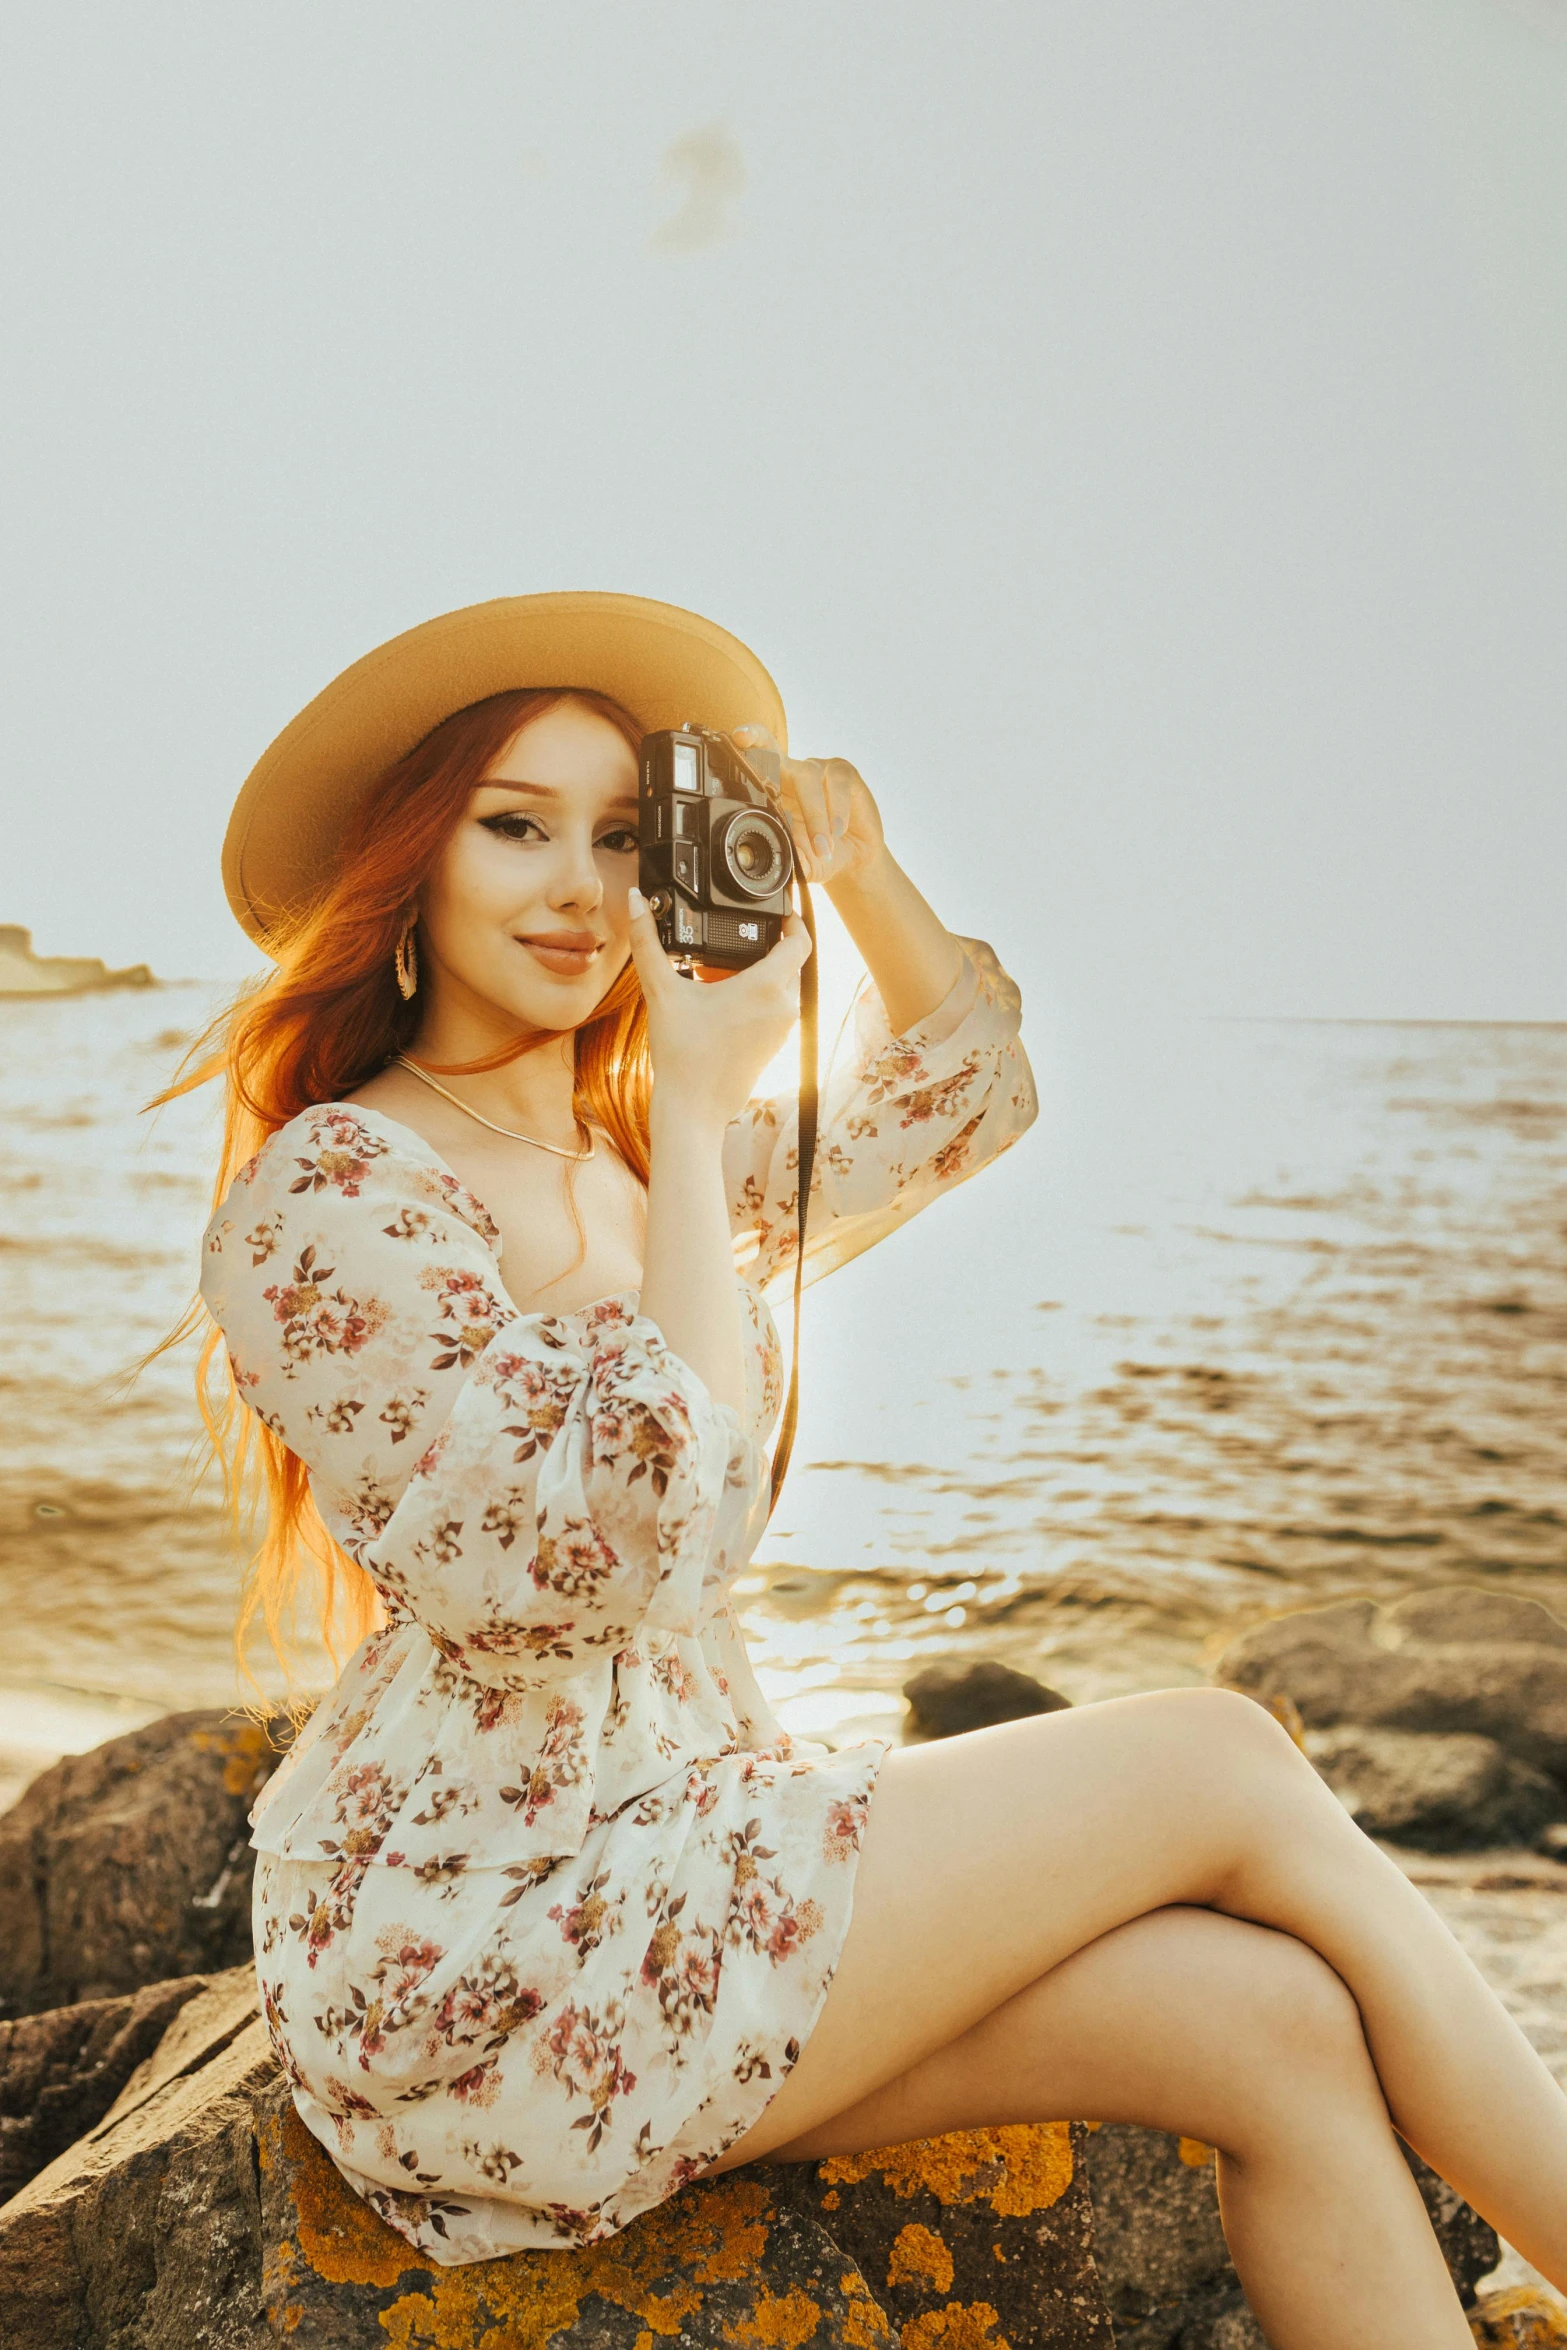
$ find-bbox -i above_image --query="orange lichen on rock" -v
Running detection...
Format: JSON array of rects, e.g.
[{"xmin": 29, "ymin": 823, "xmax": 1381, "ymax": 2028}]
[
  {"xmin": 272, "ymin": 2103, "xmax": 434, "ymax": 2288},
  {"xmin": 888, "ymin": 2224, "xmax": 954, "ymax": 2295},
  {"xmin": 377, "ymin": 2264, "xmax": 698, "ymax": 2350},
  {"xmin": 842, "ymin": 2276, "xmax": 898, "ymax": 2349},
  {"xmin": 820, "ymin": 2123, "xmax": 1074, "ymax": 2218},
  {"xmin": 725, "ymin": 2283, "xmax": 832, "ymax": 2345},
  {"xmin": 1177, "ymin": 2138, "xmax": 1217, "ymax": 2170},
  {"xmin": 191, "ymin": 1715, "xmax": 275, "ymax": 1798},
  {"xmin": 374, "ymin": 2233, "xmax": 825, "ymax": 2350},
  {"xmin": 380, "ymin": 2184, "xmax": 767, "ymax": 2345},
  {"xmin": 270, "ymin": 2101, "xmax": 816, "ymax": 2350},
  {"xmin": 899, "ymin": 2303, "xmax": 1006, "ymax": 2350},
  {"xmin": 1468, "ymin": 2286, "xmax": 1567, "ymax": 2346}
]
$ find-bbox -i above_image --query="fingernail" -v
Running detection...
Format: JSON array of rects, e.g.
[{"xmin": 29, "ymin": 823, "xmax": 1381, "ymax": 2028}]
[
  {"xmin": 813, "ymin": 833, "xmax": 831, "ymax": 859},
  {"xmin": 628, "ymin": 886, "xmax": 646, "ymax": 915},
  {"xmin": 833, "ymin": 815, "xmax": 848, "ymax": 836}
]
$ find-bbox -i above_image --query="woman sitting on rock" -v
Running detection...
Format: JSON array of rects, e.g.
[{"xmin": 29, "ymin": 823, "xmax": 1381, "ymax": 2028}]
[{"xmin": 187, "ymin": 594, "xmax": 1567, "ymax": 2344}]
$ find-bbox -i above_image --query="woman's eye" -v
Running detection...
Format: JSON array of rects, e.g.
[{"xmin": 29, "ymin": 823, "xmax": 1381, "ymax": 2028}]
[
  {"xmin": 481, "ymin": 813, "xmax": 545, "ymax": 845},
  {"xmin": 598, "ymin": 827, "xmax": 639, "ymax": 856}
]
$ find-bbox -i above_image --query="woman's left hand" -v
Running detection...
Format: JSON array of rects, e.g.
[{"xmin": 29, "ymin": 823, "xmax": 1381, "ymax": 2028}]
[{"xmin": 732, "ymin": 726, "xmax": 886, "ymax": 891}]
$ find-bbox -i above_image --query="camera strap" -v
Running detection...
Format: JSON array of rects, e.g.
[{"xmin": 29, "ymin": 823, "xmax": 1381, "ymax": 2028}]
[{"xmin": 768, "ymin": 876, "xmax": 818, "ymax": 1514}]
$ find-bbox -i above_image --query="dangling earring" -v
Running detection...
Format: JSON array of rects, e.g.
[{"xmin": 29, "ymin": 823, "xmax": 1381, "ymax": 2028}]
[{"xmin": 394, "ymin": 916, "xmax": 419, "ymax": 1001}]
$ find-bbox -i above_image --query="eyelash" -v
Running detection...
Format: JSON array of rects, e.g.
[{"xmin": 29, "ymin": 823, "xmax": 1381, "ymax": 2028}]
[{"xmin": 481, "ymin": 814, "xmax": 638, "ymax": 855}]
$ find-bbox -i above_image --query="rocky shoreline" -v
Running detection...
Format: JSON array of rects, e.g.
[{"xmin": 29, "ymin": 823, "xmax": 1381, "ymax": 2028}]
[
  {"xmin": 4, "ymin": 1587, "xmax": 1567, "ymax": 2344},
  {"xmin": 0, "ymin": 922, "xmax": 154, "ymax": 998}
]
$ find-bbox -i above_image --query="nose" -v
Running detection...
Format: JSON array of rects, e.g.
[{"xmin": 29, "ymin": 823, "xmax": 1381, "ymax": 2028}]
[{"xmin": 547, "ymin": 826, "xmax": 604, "ymax": 917}]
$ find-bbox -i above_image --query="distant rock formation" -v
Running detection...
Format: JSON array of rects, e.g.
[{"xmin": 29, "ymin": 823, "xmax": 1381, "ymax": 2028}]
[{"xmin": 0, "ymin": 924, "xmax": 154, "ymax": 997}]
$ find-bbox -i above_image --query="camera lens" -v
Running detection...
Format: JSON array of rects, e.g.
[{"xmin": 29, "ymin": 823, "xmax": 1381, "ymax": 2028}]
[{"xmin": 715, "ymin": 809, "xmax": 792, "ymax": 900}]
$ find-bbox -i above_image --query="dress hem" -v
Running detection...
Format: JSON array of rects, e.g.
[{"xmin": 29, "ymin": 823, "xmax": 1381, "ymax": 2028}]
[{"xmin": 276, "ymin": 1733, "xmax": 892, "ymax": 2266}]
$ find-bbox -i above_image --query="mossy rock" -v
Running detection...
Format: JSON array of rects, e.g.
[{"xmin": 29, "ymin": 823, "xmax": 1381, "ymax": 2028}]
[
  {"xmin": 260, "ymin": 2086, "xmax": 893, "ymax": 2347},
  {"xmin": 0, "ymin": 1975, "xmax": 1114, "ymax": 2348}
]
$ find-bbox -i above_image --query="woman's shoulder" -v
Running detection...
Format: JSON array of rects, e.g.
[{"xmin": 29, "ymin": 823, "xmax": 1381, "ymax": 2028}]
[{"xmin": 216, "ymin": 1102, "xmax": 501, "ymax": 1251}]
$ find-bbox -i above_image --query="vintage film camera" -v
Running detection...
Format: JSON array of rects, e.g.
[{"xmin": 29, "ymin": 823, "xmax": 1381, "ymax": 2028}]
[{"xmin": 638, "ymin": 727, "xmax": 795, "ymax": 967}]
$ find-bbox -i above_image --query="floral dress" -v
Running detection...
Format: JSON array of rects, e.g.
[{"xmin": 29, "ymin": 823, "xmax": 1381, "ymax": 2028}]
[{"xmin": 200, "ymin": 941, "xmax": 1036, "ymax": 2263}]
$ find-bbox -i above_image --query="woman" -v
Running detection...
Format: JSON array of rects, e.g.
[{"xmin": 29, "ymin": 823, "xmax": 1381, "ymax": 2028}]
[{"xmin": 194, "ymin": 594, "xmax": 1566, "ymax": 2342}]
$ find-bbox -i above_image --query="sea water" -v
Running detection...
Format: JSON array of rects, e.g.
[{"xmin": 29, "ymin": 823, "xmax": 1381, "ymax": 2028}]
[{"xmin": 3, "ymin": 983, "xmax": 1565, "ymax": 1796}]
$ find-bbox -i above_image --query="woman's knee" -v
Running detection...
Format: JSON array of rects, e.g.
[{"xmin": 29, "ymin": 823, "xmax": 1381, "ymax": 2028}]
[
  {"xmin": 1172, "ymin": 1688, "xmax": 1348, "ymax": 1842},
  {"xmin": 1224, "ymin": 1929, "xmax": 1379, "ymax": 2118},
  {"xmin": 1160, "ymin": 1684, "xmax": 1306, "ymax": 1764},
  {"xmin": 1126, "ymin": 1686, "xmax": 1322, "ymax": 1827}
]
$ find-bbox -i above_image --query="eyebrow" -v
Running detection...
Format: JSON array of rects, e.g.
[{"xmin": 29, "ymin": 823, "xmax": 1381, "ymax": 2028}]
[{"xmin": 477, "ymin": 779, "xmax": 639, "ymax": 812}]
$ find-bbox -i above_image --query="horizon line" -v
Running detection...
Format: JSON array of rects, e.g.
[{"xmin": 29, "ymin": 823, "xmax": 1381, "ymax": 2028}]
[{"xmin": 1213, "ymin": 1015, "xmax": 1567, "ymax": 1031}]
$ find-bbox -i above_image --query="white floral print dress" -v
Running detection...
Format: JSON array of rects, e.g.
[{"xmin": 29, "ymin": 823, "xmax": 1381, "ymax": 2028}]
[{"xmin": 201, "ymin": 941, "xmax": 1036, "ymax": 2263}]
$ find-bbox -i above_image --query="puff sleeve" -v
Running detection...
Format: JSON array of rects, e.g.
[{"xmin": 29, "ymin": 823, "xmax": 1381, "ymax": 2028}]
[
  {"xmin": 723, "ymin": 936, "xmax": 1038, "ymax": 1298},
  {"xmin": 201, "ymin": 1108, "xmax": 764, "ymax": 1687}
]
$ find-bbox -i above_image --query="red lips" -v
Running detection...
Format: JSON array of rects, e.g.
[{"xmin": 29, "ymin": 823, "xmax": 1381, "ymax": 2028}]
[{"xmin": 516, "ymin": 931, "xmax": 603, "ymax": 976}]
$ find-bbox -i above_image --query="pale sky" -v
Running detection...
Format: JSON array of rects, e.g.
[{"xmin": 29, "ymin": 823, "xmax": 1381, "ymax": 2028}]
[{"xmin": 3, "ymin": 0, "xmax": 1565, "ymax": 1018}]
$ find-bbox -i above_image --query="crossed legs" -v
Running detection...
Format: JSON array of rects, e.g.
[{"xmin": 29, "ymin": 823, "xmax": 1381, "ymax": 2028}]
[{"xmin": 716, "ymin": 1690, "xmax": 1567, "ymax": 2349}]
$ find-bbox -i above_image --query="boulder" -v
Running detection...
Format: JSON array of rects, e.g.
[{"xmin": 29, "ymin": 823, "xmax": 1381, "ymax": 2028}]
[
  {"xmin": 0, "ymin": 2017, "xmax": 277, "ymax": 2348},
  {"xmin": 1381, "ymin": 1590, "xmax": 1567, "ymax": 1652},
  {"xmin": 0, "ymin": 1975, "xmax": 1116, "ymax": 2348},
  {"xmin": 254, "ymin": 2086, "xmax": 898, "ymax": 2350},
  {"xmin": 86, "ymin": 1965, "xmax": 267, "ymax": 2139},
  {"xmin": 1306, "ymin": 1727, "xmax": 1563, "ymax": 1850},
  {"xmin": 0, "ymin": 1711, "xmax": 282, "ymax": 2019},
  {"xmin": 1081, "ymin": 2123, "xmax": 1497, "ymax": 2346},
  {"xmin": 0, "ymin": 1972, "xmax": 217, "ymax": 2204},
  {"xmin": 800, "ymin": 2121, "xmax": 1112, "ymax": 2348},
  {"xmin": 1213, "ymin": 1590, "xmax": 1567, "ymax": 1789},
  {"xmin": 904, "ymin": 1658, "xmax": 1071, "ymax": 1740},
  {"xmin": 1080, "ymin": 2125, "xmax": 1230, "ymax": 2335}
]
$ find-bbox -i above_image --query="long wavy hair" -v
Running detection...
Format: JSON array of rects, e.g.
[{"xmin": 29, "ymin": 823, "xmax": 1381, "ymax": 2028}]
[{"xmin": 154, "ymin": 687, "xmax": 649, "ymax": 1696}]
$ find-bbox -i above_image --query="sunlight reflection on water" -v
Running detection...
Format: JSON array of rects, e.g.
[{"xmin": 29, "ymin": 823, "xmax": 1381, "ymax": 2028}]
[{"xmin": 3, "ymin": 986, "xmax": 1565, "ymax": 1774}]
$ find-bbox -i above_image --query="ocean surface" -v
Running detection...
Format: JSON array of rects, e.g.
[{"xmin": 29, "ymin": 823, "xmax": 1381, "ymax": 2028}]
[{"xmin": 4, "ymin": 982, "xmax": 1566, "ymax": 1801}]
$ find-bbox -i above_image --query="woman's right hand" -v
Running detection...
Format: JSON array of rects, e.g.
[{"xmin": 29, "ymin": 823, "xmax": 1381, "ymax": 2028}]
[{"xmin": 626, "ymin": 887, "xmax": 811, "ymax": 1133}]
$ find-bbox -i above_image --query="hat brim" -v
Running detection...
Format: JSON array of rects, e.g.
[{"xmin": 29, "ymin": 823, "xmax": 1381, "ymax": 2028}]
[{"xmin": 222, "ymin": 591, "xmax": 788, "ymax": 949}]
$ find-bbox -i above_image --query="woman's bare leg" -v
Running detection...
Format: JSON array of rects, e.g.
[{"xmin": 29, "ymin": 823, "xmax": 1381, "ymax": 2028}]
[
  {"xmin": 733, "ymin": 1906, "xmax": 1473, "ymax": 2350},
  {"xmin": 726, "ymin": 1691, "xmax": 1567, "ymax": 2286}
]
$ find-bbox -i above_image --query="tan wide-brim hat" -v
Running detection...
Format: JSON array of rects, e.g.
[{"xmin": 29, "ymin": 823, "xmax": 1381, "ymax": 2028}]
[{"xmin": 222, "ymin": 591, "xmax": 788, "ymax": 949}]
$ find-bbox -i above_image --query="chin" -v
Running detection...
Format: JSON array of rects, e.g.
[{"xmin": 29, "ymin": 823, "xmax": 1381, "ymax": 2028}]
[{"xmin": 477, "ymin": 965, "xmax": 618, "ymax": 1034}]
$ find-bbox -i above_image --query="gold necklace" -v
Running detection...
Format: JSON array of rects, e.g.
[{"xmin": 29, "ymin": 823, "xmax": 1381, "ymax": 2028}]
[{"xmin": 392, "ymin": 1056, "xmax": 596, "ymax": 1162}]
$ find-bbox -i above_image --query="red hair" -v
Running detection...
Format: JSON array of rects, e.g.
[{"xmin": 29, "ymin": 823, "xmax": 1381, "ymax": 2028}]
[{"xmin": 154, "ymin": 688, "xmax": 649, "ymax": 1695}]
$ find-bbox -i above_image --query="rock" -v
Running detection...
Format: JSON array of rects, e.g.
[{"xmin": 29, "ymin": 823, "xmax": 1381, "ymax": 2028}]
[
  {"xmin": 0, "ymin": 1710, "xmax": 282, "ymax": 2018},
  {"xmin": 0, "ymin": 923, "xmax": 155, "ymax": 997},
  {"xmin": 1419, "ymin": 2155, "xmax": 1510, "ymax": 2306},
  {"xmin": 1115, "ymin": 2289, "xmax": 1264, "ymax": 2350},
  {"xmin": 1383, "ymin": 1590, "xmax": 1567, "ymax": 1652},
  {"xmin": 89, "ymin": 1965, "xmax": 265, "ymax": 2138},
  {"xmin": 0, "ymin": 1987, "xmax": 1117, "ymax": 2348},
  {"xmin": 1470, "ymin": 2288, "xmax": 1567, "ymax": 2345},
  {"xmin": 1082, "ymin": 2124, "xmax": 1498, "ymax": 2344},
  {"xmin": 255, "ymin": 2081, "xmax": 897, "ymax": 2350},
  {"xmin": 1212, "ymin": 1590, "xmax": 1567, "ymax": 1789},
  {"xmin": 0, "ymin": 1972, "xmax": 217, "ymax": 2205},
  {"xmin": 0, "ymin": 2017, "xmax": 277, "ymax": 2348},
  {"xmin": 1306, "ymin": 1726, "xmax": 1563, "ymax": 1850},
  {"xmin": 904, "ymin": 1658, "xmax": 1071, "ymax": 1740},
  {"xmin": 1081, "ymin": 2126, "xmax": 1232, "ymax": 2333},
  {"xmin": 799, "ymin": 2122, "xmax": 1113, "ymax": 2347}
]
